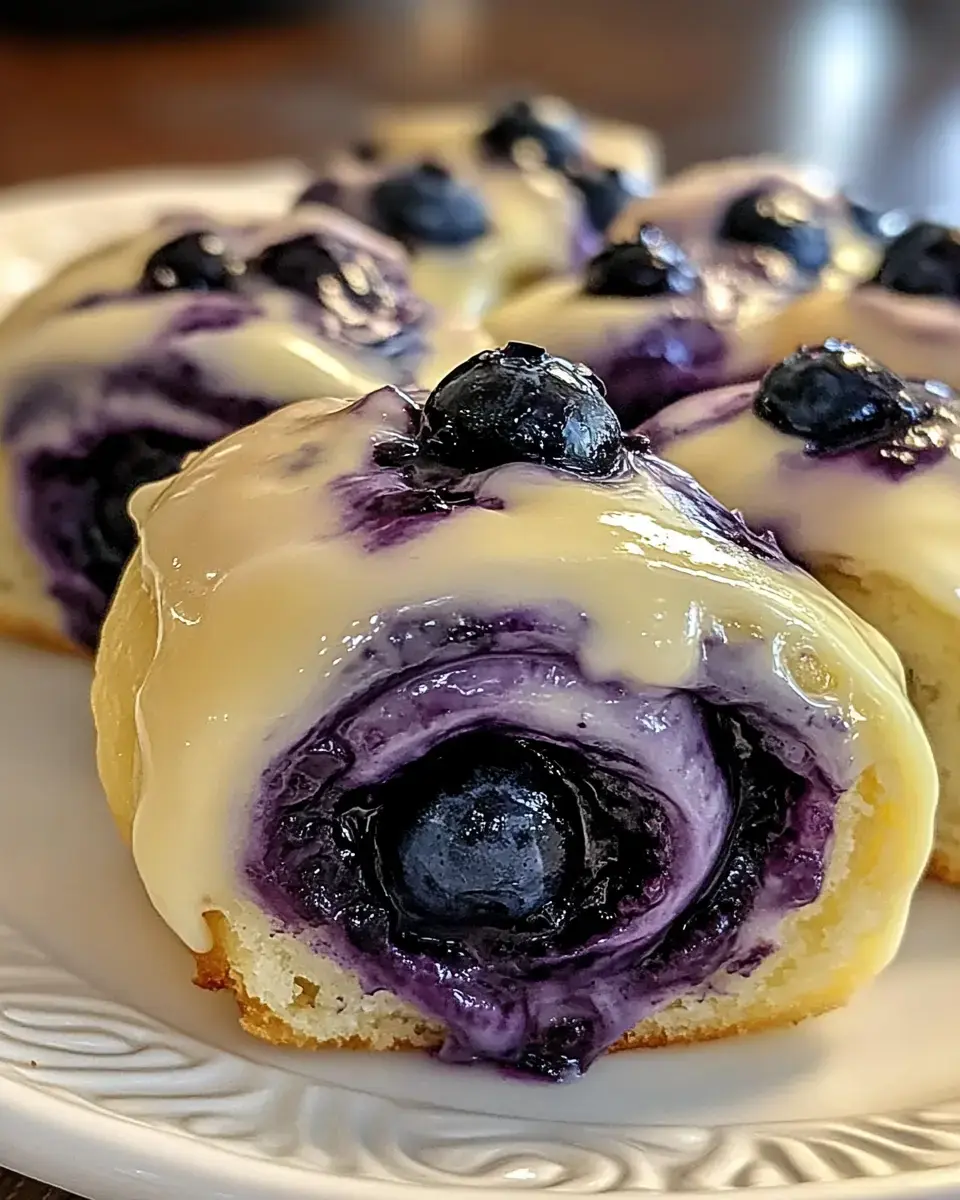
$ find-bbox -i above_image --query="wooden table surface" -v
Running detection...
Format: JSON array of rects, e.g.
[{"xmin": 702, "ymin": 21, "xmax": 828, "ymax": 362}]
[{"xmin": 0, "ymin": 1, "xmax": 958, "ymax": 1196}]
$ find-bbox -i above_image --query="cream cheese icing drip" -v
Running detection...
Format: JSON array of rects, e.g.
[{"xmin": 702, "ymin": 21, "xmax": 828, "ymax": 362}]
[
  {"xmin": 642, "ymin": 343, "xmax": 960, "ymax": 620},
  {"xmin": 120, "ymin": 349, "xmax": 926, "ymax": 1078}
]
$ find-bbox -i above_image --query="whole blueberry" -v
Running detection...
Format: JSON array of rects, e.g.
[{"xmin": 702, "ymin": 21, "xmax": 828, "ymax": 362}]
[
  {"xmin": 370, "ymin": 161, "xmax": 490, "ymax": 248},
  {"xmin": 140, "ymin": 231, "xmax": 241, "ymax": 293},
  {"xmin": 873, "ymin": 221, "xmax": 960, "ymax": 300},
  {"xmin": 254, "ymin": 234, "xmax": 345, "ymax": 298},
  {"xmin": 719, "ymin": 187, "xmax": 831, "ymax": 273},
  {"xmin": 478, "ymin": 97, "xmax": 582, "ymax": 170},
  {"xmin": 584, "ymin": 227, "xmax": 700, "ymax": 298},
  {"xmin": 567, "ymin": 166, "xmax": 646, "ymax": 234},
  {"xmin": 419, "ymin": 342, "xmax": 623, "ymax": 476},
  {"xmin": 254, "ymin": 234, "xmax": 389, "ymax": 318},
  {"xmin": 379, "ymin": 733, "xmax": 579, "ymax": 927},
  {"xmin": 755, "ymin": 340, "xmax": 928, "ymax": 453}
]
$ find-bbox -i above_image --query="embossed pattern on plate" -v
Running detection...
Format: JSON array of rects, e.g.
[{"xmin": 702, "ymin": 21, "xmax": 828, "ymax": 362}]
[{"xmin": 0, "ymin": 170, "xmax": 958, "ymax": 1200}]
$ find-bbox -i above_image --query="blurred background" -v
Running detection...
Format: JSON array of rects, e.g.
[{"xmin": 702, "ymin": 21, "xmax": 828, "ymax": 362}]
[{"xmin": 0, "ymin": 0, "xmax": 959, "ymax": 218}]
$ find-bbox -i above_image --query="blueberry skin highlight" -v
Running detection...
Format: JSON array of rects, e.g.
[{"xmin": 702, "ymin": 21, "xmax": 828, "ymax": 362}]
[
  {"xmin": 140, "ymin": 232, "xmax": 242, "ymax": 294},
  {"xmin": 719, "ymin": 187, "xmax": 831, "ymax": 274},
  {"xmin": 755, "ymin": 341, "xmax": 929, "ymax": 454},
  {"xmin": 370, "ymin": 162, "xmax": 491, "ymax": 249},
  {"xmin": 584, "ymin": 227, "xmax": 700, "ymax": 299},
  {"xmin": 377, "ymin": 733, "xmax": 580, "ymax": 927},
  {"xmin": 478, "ymin": 98, "xmax": 582, "ymax": 170},
  {"xmin": 418, "ymin": 341, "xmax": 623, "ymax": 477},
  {"xmin": 873, "ymin": 221, "xmax": 960, "ymax": 300}
]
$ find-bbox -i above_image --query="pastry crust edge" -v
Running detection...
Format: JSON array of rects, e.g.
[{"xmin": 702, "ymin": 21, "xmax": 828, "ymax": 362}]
[{"xmin": 193, "ymin": 912, "xmax": 842, "ymax": 1056}]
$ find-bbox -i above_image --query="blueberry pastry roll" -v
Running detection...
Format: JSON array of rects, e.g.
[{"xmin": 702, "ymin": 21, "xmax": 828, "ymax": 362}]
[
  {"xmin": 643, "ymin": 340, "xmax": 959, "ymax": 881},
  {"xmin": 0, "ymin": 205, "xmax": 482, "ymax": 654},
  {"xmin": 362, "ymin": 97, "xmax": 659, "ymax": 283},
  {"xmin": 93, "ymin": 344, "xmax": 935, "ymax": 1080},
  {"xmin": 487, "ymin": 158, "xmax": 879, "ymax": 428},
  {"xmin": 768, "ymin": 220, "xmax": 960, "ymax": 389},
  {"xmin": 299, "ymin": 155, "xmax": 530, "ymax": 322}
]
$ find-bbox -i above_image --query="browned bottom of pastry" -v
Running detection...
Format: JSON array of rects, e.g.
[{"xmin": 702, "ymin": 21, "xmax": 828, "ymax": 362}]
[{"xmin": 194, "ymin": 912, "xmax": 842, "ymax": 1057}]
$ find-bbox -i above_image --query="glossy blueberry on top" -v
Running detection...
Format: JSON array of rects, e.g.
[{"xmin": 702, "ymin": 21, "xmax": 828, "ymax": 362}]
[
  {"xmin": 719, "ymin": 187, "xmax": 831, "ymax": 274},
  {"xmin": 419, "ymin": 341, "xmax": 623, "ymax": 476},
  {"xmin": 370, "ymin": 161, "xmax": 491, "ymax": 248},
  {"xmin": 140, "ymin": 232, "xmax": 242, "ymax": 293},
  {"xmin": 755, "ymin": 340, "xmax": 928, "ymax": 454},
  {"xmin": 584, "ymin": 226, "xmax": 700, "ymax": 298},
  {"xmin": 567, "ymin": 166, "xmax": 645, "ymax": 234},
  {"xmin": 873, "ymin": 220, "xmax": 960, "ymax": 300},
  {"xmin": 377, "ymin": 732, "xmax": 580, "ymax": 927},
  {"xmin": 478, "ymin": 98, "xmax": 582, "ymax": 170},
  {"xmin": 254, "ymin": 233, "xmax": 395, "ymax": 323},
  {"xmin": 254, "ymin": 234, "xmax": 350, "ymax": 299}
]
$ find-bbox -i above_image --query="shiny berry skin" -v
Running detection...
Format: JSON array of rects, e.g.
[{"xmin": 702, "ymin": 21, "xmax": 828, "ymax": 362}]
[
  {"xmin": 478, "ymin": 98, "xmax": 582, "ymax": 170},
  {"xmin": 254, "ymin": 234, "xmax": 392, "ymax": 322},
  {"xmin": 719, "ymin": 187, "xmax": 831, "ymax": 273},
  {"xmin": 755, "ymin": 341, "xmax": 928, "ymax": 453},
  {"xmin": 370, "ymin": 161, "xmax": 490, "ymax": 247},
  {"xmin": 378, "ymin": 732, "xmax": 579, "ymax": 927},
  {"xmin": 254, "ymin": 234, "xmax": 345, "ymax": 298},
  {"xmin": 584, "ymin": 227, "xmax": 699, "ymax": 298},
  {"xmin": 419, "ymin": 341, "xmax": 623, "ymax": 476},
  {"xmin": 140, "ymin": 231, "xmax": 241, "ymax": 293},
  {"xmin": 873, "ymin": 221, "xmax": 960, "ymax": 300},
  {"xmin": 567, "ymin": 166, "xmax": 646, "ymax": 233}
]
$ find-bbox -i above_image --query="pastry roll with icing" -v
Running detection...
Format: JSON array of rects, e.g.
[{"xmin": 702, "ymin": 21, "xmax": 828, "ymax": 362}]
[
  {"xmin": 766, "ymin": 220, "xmax": 960, "ymax": 388},
  {"xmin": 360, "ymin": 97, "xmax": 659, "ymax": 289},
  {"xmin": 487, "ymin": 158, "xmax": 882, "ymax": 428},
  {"xmin": 93, "ymin": 343, "xmax": 936, "ymax": 1080},
  {"xmin": 298, "ymin": 154, "xmax": 546, "ymax": 323},
  {"xmin": 0, "ymin": 205, "xmax": 486, "ymax": 654},
  {"xmin": 642, "ymin": 340, "xmax": 959, "ymax": 881}
]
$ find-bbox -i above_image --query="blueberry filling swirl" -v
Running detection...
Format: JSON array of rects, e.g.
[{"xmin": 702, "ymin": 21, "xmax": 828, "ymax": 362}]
[
  {"xmin": 248, "ymin": 608, "xmax": 838, "ymax": 1080},
  {"xmin": 3, "ymin": 352, "xmax": 269, "ymax": 649},
  {"xmin": 240, "ymin": 345, "xmax": 844, "ymax": 1080}
]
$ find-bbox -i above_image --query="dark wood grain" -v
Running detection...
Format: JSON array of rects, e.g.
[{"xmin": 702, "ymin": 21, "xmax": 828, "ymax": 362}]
[{"xmin": 0, "ymin": 1, "xmax": 957, "ymax": 1196}]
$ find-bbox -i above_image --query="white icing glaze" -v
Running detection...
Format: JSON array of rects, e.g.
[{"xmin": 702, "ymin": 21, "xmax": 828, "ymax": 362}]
[
  {"xmin": 119, "ymin": 390, "xmax": 930, "ymax": 952},
  {"xmin": 770, "ymin": 284, "xmax": 960, "ymax": 391},
  {"xmin": 646, "ymin": 381, "xmax": 960, "ymax": 620},
  {"xmin": 485, "ymin": 158, "xmax": 881, "ymax": 395},
  {"xmin": 484, "ymin": 268, "xmax": 781, "ymax": 382},
  {"xmin": 307, "ymin": 149, "xmax": 573, "ymax": 320},
  {"xmin": 0, "ymin": 206, "xmax": 484, "ymax": 401},
  {"xmin": 364, "ymin": 100, "xmax": 660, "ymax": 296},
  {"xmin": 371, "ymin": 100, "xmax": 661, "ymax": 185},
  {"xmin": 610, "ymin": 156, "xmax": 878, "ymax": 289}
]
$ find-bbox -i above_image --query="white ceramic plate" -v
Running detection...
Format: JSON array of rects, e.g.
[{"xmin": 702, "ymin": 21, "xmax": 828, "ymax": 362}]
[{"xmin": 0, "ymin": 168, "xmax": 960, "ymax": 1200}]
